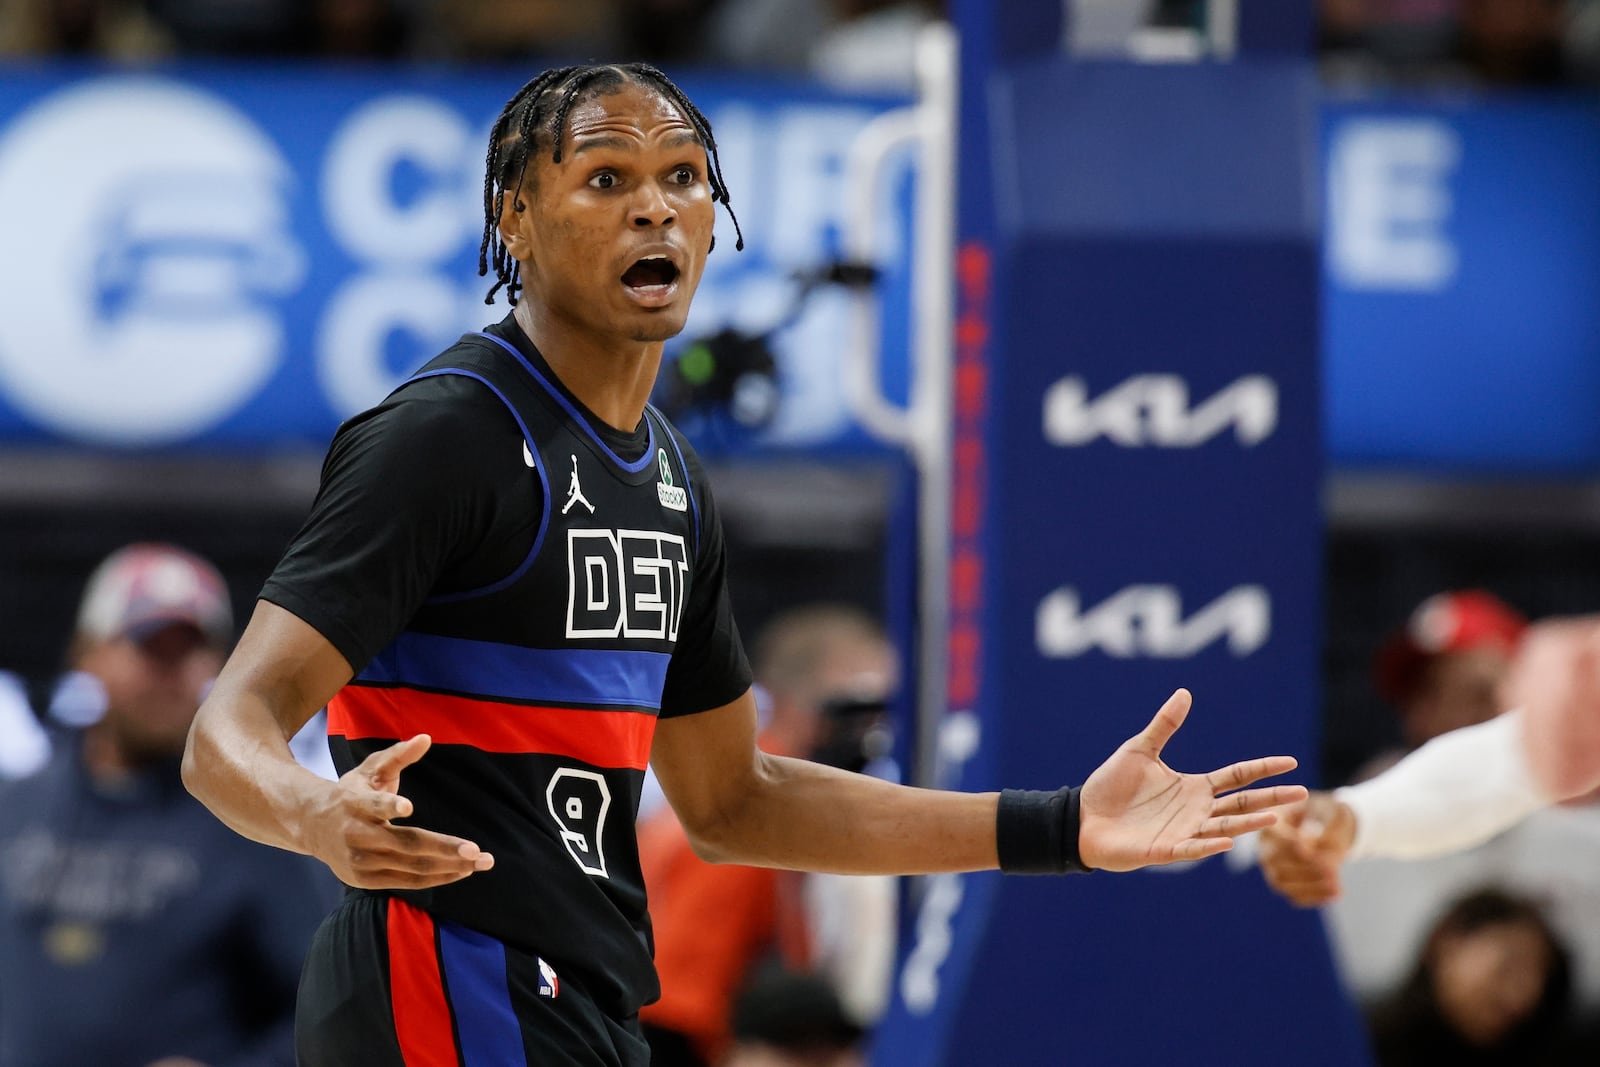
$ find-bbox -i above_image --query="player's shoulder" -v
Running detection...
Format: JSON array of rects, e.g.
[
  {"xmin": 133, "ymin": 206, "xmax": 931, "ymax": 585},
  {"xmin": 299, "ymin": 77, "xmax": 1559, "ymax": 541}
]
[
  {"xmin": 409, "ymin": 328, "xmax": 520, "ymax": 383},
  {"xmin": 339, "ymin": 338, "xmax": 524, "ymax": 445}
]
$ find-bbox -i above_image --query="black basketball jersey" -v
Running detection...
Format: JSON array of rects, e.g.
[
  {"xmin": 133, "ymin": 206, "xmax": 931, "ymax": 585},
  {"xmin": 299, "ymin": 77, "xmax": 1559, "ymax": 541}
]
[{"xmin": 303, "ymin": 323, "xmax": 749, "ymax": 1017}]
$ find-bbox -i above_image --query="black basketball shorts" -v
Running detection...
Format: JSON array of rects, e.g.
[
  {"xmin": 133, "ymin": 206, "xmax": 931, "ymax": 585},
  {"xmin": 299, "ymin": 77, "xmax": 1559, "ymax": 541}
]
[{"xmin": 295, "ymin": 891, "xmax": 650, "ymax": 1067}]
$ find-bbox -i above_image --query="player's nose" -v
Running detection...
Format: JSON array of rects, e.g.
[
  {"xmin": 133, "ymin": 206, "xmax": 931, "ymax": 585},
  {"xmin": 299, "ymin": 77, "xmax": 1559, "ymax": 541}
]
[{"xmin": 630, "ymin": 183, "xmax": 676, "ymax": 229}]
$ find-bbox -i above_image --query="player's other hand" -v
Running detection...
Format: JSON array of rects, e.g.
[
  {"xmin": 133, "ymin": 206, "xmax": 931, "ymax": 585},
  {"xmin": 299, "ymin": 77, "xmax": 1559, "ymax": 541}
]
[
  {"xmin": 1505, "ymin": 617, "xmax": 1600, "ymax": 801},
  {"xmin": 1078, "ymin": 689, "xmax": 1306, "ymax": 872},
  {"xmin": 1258, "ymin": 791, "xmax": 1356, "ymax": 907},
  {"xmin": 306, "ymin": 733, "xmax": 495, "ymax": 890}
]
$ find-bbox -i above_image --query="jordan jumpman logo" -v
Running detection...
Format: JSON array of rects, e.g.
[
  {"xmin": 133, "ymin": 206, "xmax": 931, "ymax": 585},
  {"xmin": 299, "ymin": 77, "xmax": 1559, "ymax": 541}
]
[{"xmin": 562, "ymin": 454, "xmax": 595, "ymax": 515}]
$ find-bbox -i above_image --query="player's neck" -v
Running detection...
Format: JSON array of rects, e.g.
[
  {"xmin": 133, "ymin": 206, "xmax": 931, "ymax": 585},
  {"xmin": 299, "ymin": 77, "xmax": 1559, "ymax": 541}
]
[{"xmin": 514, "ymin": 303, "xmax": 661, "ymax": 433}]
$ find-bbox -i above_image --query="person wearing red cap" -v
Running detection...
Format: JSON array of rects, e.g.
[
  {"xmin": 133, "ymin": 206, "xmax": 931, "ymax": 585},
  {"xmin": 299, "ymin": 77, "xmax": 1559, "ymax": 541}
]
[
  {"xmin": 0, "ymin": 543, "xmax": 338, "ymax": 1067},
  {"xmin": 1259, "ymin": 590, "xmax": 1535, "ymax": 905},
  {"xmin": 1255, "ymin": 610, "xmax": 1600, "ymax": 1014},
  {"xmin": 1261, "ymin": 608, "xmax": 1600, "ymax": 903},
  {"xmin": 68, "ymin": 543, "xmax": 237, "ymax": 763},
  {"xmin": 1377, "ymin": 591, "xmax": 1528, "ymax": 745},
  {"xmin": 1260, "ymin": 588, "xmax": 1532, "ymax": 900},
  {"xmin": 1354, "ymin": 590, "xmax": 1527, "ymax": 783}
]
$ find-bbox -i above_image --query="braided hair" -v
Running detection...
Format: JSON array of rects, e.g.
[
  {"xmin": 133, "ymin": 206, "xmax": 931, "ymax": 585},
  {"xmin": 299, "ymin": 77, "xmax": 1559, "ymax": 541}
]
[{"xmin": 478, "ymin": 63, "xmax": 744, "ymax": 306}]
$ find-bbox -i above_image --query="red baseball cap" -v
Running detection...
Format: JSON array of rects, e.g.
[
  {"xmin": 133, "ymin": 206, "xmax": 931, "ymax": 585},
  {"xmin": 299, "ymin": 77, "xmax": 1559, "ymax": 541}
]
[
  {"xmin": 1373, "ymin": 590, "xmax": 1526, "ymax": 705},
  {"xmin": 75, "ymin": 543, "xmax": 233, "ymax": 648}
]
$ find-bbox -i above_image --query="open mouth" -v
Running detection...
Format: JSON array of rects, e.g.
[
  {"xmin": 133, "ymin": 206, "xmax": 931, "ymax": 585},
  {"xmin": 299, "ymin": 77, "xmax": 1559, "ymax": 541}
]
[{"xmin": 621, "ymin": 255, "xmax": 680, "ymax": 291}]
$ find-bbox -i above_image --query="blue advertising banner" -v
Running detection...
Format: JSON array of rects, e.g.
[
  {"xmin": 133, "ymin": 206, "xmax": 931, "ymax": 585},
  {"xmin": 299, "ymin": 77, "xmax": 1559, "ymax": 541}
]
[
  {"xmin": 871, "ymin": 32, "xmax": 1371, "ymax": 1066},
  {"xmin": 1, "ymin": 65, "xmax": 1597, "ymax": 474},
  {"xmin": 1323, "ymin": 95, "xmax": 1600, "ymax": 473},
  {"xmin": 0, "ymin": 66, "xmax": 913, "ymax": 455}
]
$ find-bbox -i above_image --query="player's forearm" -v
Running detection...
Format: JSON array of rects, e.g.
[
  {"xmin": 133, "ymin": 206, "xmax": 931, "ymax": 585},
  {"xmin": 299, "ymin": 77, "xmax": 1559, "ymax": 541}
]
[
  {"xmin": 182, "ymin": 683, "xmax": 331, "ymax": 857},
  {"xmin": 690, "ymin": 752, "xmax": 1000, "ymax": 874},
  {"xmin": 1336, "ymin": 709, "xmax": 1551, "ymax": 861}
]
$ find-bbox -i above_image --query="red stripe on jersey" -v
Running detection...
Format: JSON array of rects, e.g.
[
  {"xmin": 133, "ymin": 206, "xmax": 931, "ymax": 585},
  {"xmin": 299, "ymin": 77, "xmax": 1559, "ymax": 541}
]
[
  {"xmin": 386, "ymin": 898, "xmax": 460, "ymax": 1067},
  {"xmin": 329, "ymin": 685, "xmax": 656, "ymax": 771}
]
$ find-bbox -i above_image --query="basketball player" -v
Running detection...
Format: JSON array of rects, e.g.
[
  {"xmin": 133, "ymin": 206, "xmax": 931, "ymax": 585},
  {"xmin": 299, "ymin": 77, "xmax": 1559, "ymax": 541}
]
[
  {"xmin": 1260, "ymin": 617, "xmax": 1600, "ymax": 907},
  {"xmin": 182, "ymin": 63, "xmax": 1306, "ymax": 1066}
]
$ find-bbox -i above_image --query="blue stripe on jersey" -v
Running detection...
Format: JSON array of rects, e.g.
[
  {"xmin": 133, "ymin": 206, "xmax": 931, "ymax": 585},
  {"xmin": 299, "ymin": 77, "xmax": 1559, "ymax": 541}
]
[
  {"xmin": 471, "ymin": 331, "xmax": 658, "ymax": 474},
  {"xmin": 359, "ymin": 631, "xmax": 669, "ymax": 710},
  {"xmin": 402, "ymin": 368, "xmax": 552, "ymax": 607},
  {"xmin": 436, "ymin": 921, "xmax": 525, "ymax": 1067}
]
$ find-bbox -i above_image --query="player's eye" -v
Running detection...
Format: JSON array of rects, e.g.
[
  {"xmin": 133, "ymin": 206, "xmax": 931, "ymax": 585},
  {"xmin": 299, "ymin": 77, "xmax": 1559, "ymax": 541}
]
[
  {"xmin": 670, "ymin": 166, "xmax": 697, "ymax": 186},
  {"xmin": 589, "ymin": 172, "xmax": 618, "ymax": 190}
]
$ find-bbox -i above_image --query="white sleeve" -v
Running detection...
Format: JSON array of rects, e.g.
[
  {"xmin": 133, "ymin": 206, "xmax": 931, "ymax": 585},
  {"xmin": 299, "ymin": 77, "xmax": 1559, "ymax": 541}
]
[{"xmin": 1337, "ymin": 709, "xmax": 1553, "ymax": 861}]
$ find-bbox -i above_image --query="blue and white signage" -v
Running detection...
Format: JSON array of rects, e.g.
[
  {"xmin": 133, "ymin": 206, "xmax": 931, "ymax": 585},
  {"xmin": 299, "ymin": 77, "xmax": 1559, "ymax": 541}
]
[
  {"xmin": 0, "ymin": 68, "xmax": 912, "ymax": 453},
  {"xmin": 1323, "ymin": 96, "xmax": 1600, "ymax": 472},
  {"xmin": 869, "ymin": 53, "xmax": 1370, "ymax": 1067}
]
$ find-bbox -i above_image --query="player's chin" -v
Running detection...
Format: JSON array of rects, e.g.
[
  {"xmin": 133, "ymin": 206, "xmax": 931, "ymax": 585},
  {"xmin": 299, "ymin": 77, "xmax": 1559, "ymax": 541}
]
[{"xmin": 625, "ymin": 309, "xmax": 690, "ymax": 344}]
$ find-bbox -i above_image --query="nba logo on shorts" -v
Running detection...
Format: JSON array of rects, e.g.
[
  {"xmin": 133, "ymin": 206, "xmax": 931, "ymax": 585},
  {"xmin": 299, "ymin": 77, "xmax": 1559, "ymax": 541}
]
[{"xmin": 537, "ymin": 956, "xmax": 560, "ymax": 998}]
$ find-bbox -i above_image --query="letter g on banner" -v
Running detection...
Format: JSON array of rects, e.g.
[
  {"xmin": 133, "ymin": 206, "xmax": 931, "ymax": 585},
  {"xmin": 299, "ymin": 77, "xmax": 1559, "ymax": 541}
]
[{"xmin": 0, "ymin": 78, "xmax": 304, "ymax": 445}]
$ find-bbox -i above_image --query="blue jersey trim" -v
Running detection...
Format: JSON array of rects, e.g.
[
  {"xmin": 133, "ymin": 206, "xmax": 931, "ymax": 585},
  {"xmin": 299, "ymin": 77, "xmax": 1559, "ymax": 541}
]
[
  {"xmin": 357, "ymin": 631, "xmax": 670, "ymax": 710},
  {"xmin": 471, "ymin": 331, "xmax": 657, "ymax": 474},
  {"xmin": 400, "ymin": 369, "xmax": 551, "ymax": 606},
  {"xmin": 437, "ymin": 922, "xmax": 524, "ymax": 1067}
]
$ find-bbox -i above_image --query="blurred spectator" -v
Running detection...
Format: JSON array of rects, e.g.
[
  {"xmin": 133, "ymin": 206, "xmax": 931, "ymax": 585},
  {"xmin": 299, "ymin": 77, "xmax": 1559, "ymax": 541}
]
[
  {"xmin": 639, "ymin": 604, "xmax": 898, "ymax": 1067},
  {"xmin": 710, "ymin": 0, "xmax": 941, "ymax": 92},
  {"xmin": 1352, "ymin": 589, "xmax": 1525, "ymax": 783},
  {"xmin": 309, "ymin": 0, "xmax": 414, "ymax": 59},
  {"xmin": 1325, "ymin": 807, "xmax": 1600, "ymax": 1025},
  {"xmin": 0, "ymin": 543, "xmax": 338, "ymax": 1067},
  {"xmin": 1364, "ymin": 887, "xmax": 1582, "ymax": 1066},
  {"xmin": 708, "ymin": 0, "xmax": 828, "ymax": 71},
  {"xmin": 616, "ymin": 0, "xmax": 722, "ymax": 65},
  {"xmin": 1456, "ymin": 0, "xmax": 1570, "ymax": 85},
  {"xmin": 1318, "ymin": 0, "xmax": 1460, "ymax": 82},
  {"xmin": 1319, "ymin": 0, "xmax": 1600, "ymax": 87},
  {"xmin": 0, "ymin": 0, "xmax": 955, "ymax": 74},
  {"xmin": 141, "ymin": 0, "xmax": 307, "ymax": 56},
  {"xmin": 0, "ymin": 0, "xmax": 169, "ymax": 59},
  {"xmin": 424, "ymin": 0, "xmax": 620, "ymax": 62},
  {"xmin": 759, "ymin": 608, "xmax": 898, "ymax": 1027},
  {"xmin": 0, "ymin": 0, "xmax": 431, "ymax": 59},
  {"xmin": 723, "ymin": 966, "xmax": 866, "ymax": 1067},
  {"xmin": 1262, "ymin": 612, "xmax": 1600, "ymax": 1011},
  {"xmin": 810, "ymin": 0, "xmax": 941, "ymax": 93}
]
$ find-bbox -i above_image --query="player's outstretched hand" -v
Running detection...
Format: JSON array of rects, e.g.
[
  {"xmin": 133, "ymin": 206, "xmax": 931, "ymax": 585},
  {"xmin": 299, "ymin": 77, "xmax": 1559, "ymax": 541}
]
[
  {"xmin": 1258, "ymin": 792, "xmax": 1356, "ymax": 907},
  {"xmin": 1078, "ymin": 689, "xmax": 1306, "ymax": 872},
  {"xmin": 1505, "ymin": 617, "xmax": 1600, "ymax": 801},
  {"xmin": 307, "ymin": 733, "xmax": 495, "ymax": 890}
]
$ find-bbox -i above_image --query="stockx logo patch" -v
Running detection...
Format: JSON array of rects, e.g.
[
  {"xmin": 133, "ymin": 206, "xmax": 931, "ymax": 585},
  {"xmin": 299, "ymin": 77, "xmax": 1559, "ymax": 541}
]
[{"xmin": 656, "ymin": 449, "xmax": 687, "ymax": 512}]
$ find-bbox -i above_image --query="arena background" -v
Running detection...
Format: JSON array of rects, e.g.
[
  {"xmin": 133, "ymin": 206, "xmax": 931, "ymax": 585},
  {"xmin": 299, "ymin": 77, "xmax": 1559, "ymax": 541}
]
[{"xmin": 3, "ymin": 1, "xmax": 1600, "ymax": 1063}]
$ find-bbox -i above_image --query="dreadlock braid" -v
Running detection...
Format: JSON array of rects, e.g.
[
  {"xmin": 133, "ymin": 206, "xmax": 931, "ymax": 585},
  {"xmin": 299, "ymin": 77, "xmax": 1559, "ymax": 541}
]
[
  {"xmin": 477, "ymin": 66, "xmax": 576, "ymax": 306},
  {"xmin": 477, "ymin": 63, "xmax": 744, "ymax": 306}
]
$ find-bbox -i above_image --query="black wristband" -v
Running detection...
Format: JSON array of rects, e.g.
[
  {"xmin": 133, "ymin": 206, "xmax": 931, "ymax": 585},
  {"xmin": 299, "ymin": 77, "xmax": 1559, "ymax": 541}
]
[{"xmin": 996, "ymin": 786, "xmax": 1091, "ymax": 874}]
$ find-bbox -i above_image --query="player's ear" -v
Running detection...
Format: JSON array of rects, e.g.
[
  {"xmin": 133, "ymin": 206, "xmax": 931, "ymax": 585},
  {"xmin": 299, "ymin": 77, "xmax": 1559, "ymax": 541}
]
[{"xmin": 498, "ymin": 190, "xmax": 530, "ymax": 258}]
